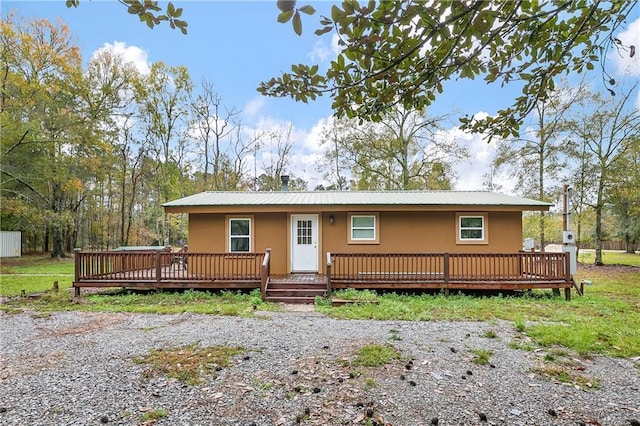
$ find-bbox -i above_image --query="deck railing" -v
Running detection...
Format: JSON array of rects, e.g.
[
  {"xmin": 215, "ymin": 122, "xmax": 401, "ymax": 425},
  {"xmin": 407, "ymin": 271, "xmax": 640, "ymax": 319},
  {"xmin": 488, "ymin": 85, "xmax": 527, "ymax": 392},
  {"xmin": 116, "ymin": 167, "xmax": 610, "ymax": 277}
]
[
  {"xmin": 328, "ymin": 252, "xmax": 570, "ymax": 283},
  {"xmin": 74, "ymin": 250, "xmax": 266, "ymax": 295}
]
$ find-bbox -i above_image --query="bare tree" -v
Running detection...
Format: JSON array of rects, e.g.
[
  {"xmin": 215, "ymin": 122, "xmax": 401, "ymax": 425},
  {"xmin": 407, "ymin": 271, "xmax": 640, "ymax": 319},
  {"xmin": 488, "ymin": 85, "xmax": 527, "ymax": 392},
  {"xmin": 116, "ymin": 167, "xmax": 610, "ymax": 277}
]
[
  {"xmin": 493, "ymin": 83, "xmax": 584, "ymax": 251},
  {"xmin": 567, "ymin": 84, "xmax": 640, "ymax": 265},
  {"xmin": 319, "ymin": 108, "xmax": 465, "ymax": 190}
]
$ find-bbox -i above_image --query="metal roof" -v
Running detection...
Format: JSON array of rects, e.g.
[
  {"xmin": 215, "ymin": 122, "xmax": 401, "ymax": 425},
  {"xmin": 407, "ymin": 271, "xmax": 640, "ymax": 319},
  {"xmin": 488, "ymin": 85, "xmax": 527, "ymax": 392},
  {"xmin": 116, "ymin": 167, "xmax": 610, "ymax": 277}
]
[{"xmin": 163, "ymin": 191, "xmax": 552, "ymax": 208}]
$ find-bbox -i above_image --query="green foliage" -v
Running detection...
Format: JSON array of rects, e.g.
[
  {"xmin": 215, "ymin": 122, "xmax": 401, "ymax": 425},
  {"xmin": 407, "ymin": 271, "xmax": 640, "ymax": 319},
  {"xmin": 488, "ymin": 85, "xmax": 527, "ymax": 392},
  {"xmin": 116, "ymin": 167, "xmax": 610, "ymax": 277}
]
[
  {"xmin": 482, "ymin": 329, "xmax": 498, "ymax": 339},
  {"xmin": 471, "ymin": 349, "xmax": 493, "ymax": 365},
  {"xmin": 140, "ymin": 409, "xmax": 168, "ymax": 422},
  {"xmin": 3, "ymin": 287, "xmax": 280, "ymax": 317},
  {"xmin": 134, "ymin": 343, "xmax": 242, "ymax": 385},
  {"xmin": 531, "ymin": 359, "xmax": 601, "ymax": 391},
  {"xmin": 1, "ymin": 15, "xmax": 110, "ymax": 257},
  {"xmin": 260, "ymin": 1, "xmax": 637, "ymax": 139},
  {"xmin": 67, "ymin": 0, "xmax": 187, "ymax": 34},
  {"xmin": 350, "ymin": 344, "xmax": 401, "ymax": 367}
]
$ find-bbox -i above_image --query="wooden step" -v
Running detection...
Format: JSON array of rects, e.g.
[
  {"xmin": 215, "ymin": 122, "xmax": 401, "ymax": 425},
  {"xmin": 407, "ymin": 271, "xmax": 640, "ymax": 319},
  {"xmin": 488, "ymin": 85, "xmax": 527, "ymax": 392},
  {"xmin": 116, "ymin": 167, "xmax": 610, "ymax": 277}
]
[
  {"xmin": 265, "ymin": 296, "xmax": 319, "ymax": 304},
  {"xmin": 265, "ymin": 281, "xmax": 328, "ymax": 304},
  {"xmin": 267, "ymin": 282, "xmax": 327, "ymax": 290}
]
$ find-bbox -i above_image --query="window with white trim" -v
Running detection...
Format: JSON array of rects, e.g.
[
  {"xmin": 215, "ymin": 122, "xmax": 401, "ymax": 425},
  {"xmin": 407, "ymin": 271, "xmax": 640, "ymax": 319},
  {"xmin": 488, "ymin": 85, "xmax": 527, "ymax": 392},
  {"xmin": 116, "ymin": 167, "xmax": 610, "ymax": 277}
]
[
  {"xmin": 229, "ymin": 218, "xmax": 251, "ymax": 252},
  {"xmin": 349, "ymin": 214, "xmax": 379, "ymax": 243},
  {"xmin": 457, "ymin": 214, "xmax": 487, "ymax": 243}
]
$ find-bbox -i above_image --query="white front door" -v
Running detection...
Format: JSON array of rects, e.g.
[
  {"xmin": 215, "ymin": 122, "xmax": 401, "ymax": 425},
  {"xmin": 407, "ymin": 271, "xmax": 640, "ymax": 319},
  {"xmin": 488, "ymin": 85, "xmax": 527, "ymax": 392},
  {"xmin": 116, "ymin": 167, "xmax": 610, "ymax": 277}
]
[{"xmin": 291, "ymin": 214, "xmax": 319, "ymax": 272}]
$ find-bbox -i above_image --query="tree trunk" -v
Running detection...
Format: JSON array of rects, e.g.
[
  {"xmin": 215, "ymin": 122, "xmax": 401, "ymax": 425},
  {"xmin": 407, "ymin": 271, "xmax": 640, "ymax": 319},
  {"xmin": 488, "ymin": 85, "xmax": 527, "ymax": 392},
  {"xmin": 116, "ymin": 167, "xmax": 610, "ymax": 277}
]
[
  {"xmin": 594, "ymin": 175, "xmax": 605, "ymax": 266},
  {"xmin": 50, "ymin": 184, "xmax": 66, "ymax": 259},
  {"xmin": 625, "ymin": 234, "xmax": 636, "ymax": 254},
  {"xmin": 42, "ymin": 227, "xmax": 49, "ymax": 253}
]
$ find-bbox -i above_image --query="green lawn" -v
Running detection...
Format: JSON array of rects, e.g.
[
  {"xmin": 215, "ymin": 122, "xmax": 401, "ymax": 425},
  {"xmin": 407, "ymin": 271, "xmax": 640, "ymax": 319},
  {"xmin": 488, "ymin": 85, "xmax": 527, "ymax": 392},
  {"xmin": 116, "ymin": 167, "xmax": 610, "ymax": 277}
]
[
  {"xmin": 1, "ymin": 255, "xmax": 74, "ymax": 296},
  {"xmin": 578, "ymin": 249, "xmax": 640, "ymax": 266}
]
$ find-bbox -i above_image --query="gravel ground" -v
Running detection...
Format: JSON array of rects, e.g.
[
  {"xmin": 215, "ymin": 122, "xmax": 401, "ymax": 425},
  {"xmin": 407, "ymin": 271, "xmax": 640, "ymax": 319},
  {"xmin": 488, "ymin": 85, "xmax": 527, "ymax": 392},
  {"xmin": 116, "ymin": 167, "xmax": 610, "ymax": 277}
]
[{"xmin": 1, "ymin": 308, "xmax": 639, "ymax": 426}]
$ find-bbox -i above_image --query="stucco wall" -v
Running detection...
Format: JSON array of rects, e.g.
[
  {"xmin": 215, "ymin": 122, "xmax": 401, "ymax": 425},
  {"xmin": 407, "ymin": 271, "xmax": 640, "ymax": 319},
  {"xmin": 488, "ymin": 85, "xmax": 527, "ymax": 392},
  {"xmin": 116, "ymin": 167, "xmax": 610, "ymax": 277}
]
[{"xmin": 187, "ymin": 210, "xmax": 523, "ymax": 275}]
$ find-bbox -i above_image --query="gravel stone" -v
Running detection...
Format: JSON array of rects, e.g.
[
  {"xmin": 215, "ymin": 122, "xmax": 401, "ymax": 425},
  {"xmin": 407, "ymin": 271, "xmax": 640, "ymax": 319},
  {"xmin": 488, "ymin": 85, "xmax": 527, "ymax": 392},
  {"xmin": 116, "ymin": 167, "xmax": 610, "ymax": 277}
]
[{"xmin": 1, "ymin": 309, "xmax": 639, "ymax": 425}]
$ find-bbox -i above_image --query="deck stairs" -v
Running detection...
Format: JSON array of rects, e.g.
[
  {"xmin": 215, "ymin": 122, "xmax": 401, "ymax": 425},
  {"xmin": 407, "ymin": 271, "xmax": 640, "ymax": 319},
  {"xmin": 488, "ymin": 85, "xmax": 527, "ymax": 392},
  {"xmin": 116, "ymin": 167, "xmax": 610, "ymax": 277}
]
[{"xmin": 265, "ymin": 274, "xmax": 328, "ymax": 304}]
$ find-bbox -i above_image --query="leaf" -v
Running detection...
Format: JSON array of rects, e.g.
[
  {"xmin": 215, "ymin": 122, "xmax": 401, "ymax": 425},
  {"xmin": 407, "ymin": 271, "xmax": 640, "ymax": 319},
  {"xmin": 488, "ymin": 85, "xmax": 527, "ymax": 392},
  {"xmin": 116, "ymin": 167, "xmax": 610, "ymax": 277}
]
[
  {"xmin": 277, "ymin": 0, "xmax": 295, "ymax": 12},
  {"xmin": 315, "ymin": 26, "xmax": 333, "ymax": 36},
  {"xmin": 298, "ymin": 5, "xmax": 316, "ymax": 15},
  {"xmin": 292, "ymin": 11, "xmax": 302, "ymax": 36},
  {"xmin": 630, "ymin": 45, "xmax": 636, "ymax": 58},
  {"xmin": 277, "ymin": 10, "xmax": 294, "ymax": 23}
]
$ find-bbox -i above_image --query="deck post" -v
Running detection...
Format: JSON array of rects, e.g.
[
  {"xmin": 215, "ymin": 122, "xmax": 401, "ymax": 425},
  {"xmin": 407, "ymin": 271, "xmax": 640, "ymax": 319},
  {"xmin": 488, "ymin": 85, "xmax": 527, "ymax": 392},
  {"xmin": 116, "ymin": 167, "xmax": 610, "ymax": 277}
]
[
  {"xmin": 155, "ymin": 251, "xmax": 162, "ymax": 289},
  {"xmin": 326, "ymin": 252, "xmax": 332, "ymax": 297},
  {"xmin": 443, "ymin": 253, "xmax": 450, "ymax": 295},
  {"xmin": 260, "ymin": 248, "xmax": 271, "ymax": 301},
  {"xmin": 564, "ymin": 252, "xmax": 571, "ymax": 301},
  {"xmin": 73, "ymin": 248, "xmax": 81, "ymax": 297}
]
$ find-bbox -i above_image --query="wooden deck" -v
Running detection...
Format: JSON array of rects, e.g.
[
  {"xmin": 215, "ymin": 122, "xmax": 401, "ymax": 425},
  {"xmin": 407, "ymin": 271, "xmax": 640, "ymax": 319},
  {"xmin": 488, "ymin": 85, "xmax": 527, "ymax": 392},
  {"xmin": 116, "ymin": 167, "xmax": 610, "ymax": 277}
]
[{"xmin": 73, "ymin": 250, "xmax": 577, "ymax": 301}]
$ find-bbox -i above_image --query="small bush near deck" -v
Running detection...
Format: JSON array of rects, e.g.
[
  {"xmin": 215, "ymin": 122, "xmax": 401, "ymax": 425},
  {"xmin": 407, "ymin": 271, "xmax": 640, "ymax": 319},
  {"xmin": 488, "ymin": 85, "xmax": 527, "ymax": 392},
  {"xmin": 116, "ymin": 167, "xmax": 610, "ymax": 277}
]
[{"xmin": 134, "ymin": 343, "xmax": 243, "ymax": 385}]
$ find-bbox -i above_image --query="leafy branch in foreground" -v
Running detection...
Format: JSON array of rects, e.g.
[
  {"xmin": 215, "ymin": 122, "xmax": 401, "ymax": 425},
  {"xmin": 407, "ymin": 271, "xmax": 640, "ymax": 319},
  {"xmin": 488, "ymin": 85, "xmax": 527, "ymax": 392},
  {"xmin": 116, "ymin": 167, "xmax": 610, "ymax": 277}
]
[
  {"xmin": 65, "ymin": 0, "xmax": 188, "ymax": 34},
  {"xmin": 259, "ymin": 0, "xmax": 637, "ymax": 140}
]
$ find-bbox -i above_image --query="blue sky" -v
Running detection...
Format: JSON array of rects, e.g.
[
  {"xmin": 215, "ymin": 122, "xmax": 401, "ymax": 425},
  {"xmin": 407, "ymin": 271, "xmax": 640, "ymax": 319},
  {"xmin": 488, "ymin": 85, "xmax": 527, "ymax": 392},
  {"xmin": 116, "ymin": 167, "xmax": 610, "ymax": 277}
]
[{"xmin": 4, "ymin": 1, "xmax": 640, "ymax": 192}]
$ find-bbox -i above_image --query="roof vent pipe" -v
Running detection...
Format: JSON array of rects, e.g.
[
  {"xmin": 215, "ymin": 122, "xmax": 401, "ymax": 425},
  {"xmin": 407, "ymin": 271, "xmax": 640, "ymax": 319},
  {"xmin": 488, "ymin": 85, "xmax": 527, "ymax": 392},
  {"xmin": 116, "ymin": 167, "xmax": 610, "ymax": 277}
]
[{"xmin": 280, "ymin": 175, "xmax": 290, "ymax": 192}]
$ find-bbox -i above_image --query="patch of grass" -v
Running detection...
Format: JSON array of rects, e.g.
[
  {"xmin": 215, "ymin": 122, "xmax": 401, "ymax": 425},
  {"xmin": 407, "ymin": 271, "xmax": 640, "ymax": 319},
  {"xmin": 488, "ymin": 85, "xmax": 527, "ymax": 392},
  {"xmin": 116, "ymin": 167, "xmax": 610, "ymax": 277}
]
[
  {"xmin": 482, "ymin": 329, "xmax": 498, "ymax": 338},
  {"xmin": 514, "ymin": 316, "xmax": 527, "ymax": 332},
  {"xmin": 0, "ymin": 255, "xmax": 75, "ymax": 296},
  {"xmin": 578, "ymin": 250, "xmax": 640, "ymax": 267},
  {"xmin": 388, "ymin": 328, "xmax": 402, "ymax": 341},
  {"xmin": 0, "ymin": 275, "xmax": 73, "ymax": 297},
  {"xmin": 140, "ymin": 409, "xmax": 168, "ymax": 422},
  {"xmin": 0, "ymin": 254, "xmax": 74, "ymax": 275},
  {"xmin": 2, "ymin": 288, "xmax": 281, "ymax": 317},
  {"xmin": 133, "ymin": 343, "xmax": 243, "ymax": 385},
  {"xmin": 363, "ymin": 377, "xmax": 379, "ymax": 391},
  {"xmin": 531, "ymin": 363, "xmax": 600, "ymax": 391},
  {"xmin": 350, "ymin": 344, "xmax": 401, "ymax": 367},
  {"xmin": 471, "ymin": 349, "xmax": 493, "ymax": 365},
  {"xmin": 508, "ymin": 341, "xmax": 535, "ymax": 351},
  {"xmin": 314, "ymin": 295, "xmax": 332, "ymax": 307}
]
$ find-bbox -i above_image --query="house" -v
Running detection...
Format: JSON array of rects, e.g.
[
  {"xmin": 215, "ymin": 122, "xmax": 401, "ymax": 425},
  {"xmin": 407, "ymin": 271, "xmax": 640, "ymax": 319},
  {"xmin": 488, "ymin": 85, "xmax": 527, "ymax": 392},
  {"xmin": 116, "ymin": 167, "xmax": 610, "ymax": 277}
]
[
  {"xmin": 162, "ymin": 190, "xmax": 551, "ymax": 275},
  {"xmin": 73, "ymin": 190, "xmax": 575, "ymax": 301}
]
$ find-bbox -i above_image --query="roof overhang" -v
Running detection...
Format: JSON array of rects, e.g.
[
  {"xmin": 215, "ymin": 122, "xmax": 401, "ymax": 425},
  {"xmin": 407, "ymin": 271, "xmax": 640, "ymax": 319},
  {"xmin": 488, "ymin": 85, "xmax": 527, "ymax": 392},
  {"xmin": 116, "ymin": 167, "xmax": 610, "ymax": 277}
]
[{"xmin": 163, "ymin": 191, "xmax": 552, "ymax": 214}]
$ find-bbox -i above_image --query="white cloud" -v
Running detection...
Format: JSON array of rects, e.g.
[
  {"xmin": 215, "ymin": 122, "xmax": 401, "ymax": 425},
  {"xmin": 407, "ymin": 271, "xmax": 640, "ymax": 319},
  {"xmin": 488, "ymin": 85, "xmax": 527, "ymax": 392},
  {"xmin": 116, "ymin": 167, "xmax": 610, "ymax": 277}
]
[
  {"xmin": 435, "ymin": 113, "xmax": 517, "ymax": 193},
  {"xmin": 610, "ymin": 16, "xmax": 640, "ymax": 77},
  {"xmin": 309, "ymin": 34, "xmax": 341, "ymax": 63},
  {"xmin": 91, "ymin": 41, "xmax": 150, "ymax": 75},
  {"xmin": 243, "ymin": 96, "xmax": 266, "ymax": 118}
]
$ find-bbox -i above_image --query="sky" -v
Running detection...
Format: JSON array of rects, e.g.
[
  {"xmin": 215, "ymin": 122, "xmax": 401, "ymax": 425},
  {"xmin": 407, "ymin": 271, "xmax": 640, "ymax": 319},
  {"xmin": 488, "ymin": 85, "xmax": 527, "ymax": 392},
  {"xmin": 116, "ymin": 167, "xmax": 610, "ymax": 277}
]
[{"xmin": 3, "ymin": 1, "xmax": 640, "ymax": 194}]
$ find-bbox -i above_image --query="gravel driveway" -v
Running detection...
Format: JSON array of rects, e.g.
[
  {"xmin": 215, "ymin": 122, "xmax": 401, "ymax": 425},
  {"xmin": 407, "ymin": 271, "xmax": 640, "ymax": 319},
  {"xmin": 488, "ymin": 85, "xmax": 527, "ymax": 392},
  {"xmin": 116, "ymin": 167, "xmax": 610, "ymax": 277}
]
[{"xmin": 1, "ymin": 308, "xmax": 639, "ymax": 426}]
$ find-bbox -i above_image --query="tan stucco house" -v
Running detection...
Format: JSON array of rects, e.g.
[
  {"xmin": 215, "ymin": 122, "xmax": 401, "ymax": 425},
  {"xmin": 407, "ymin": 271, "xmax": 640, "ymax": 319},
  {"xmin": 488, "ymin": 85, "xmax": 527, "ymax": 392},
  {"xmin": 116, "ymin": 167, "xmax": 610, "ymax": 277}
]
[{"xmin": 163, "ymin": 190, "xmax": 551, "ymax": 276}]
